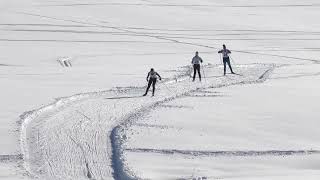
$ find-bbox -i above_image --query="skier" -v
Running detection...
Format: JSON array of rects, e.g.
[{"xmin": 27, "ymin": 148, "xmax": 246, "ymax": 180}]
[
  {"xmin": 143, "ymin": 68, "xmax": 162, "ymax": 96},
  {"xmin": 191, "ymin": 51, "xmax": 203, "ymax": 81},
  {"xmin": 218, "ymin": 44, "xmax": 235, "ymax": 75}
]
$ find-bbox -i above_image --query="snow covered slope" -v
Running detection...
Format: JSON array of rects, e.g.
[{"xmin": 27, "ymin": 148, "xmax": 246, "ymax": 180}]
[{"xmin": 1, "ymin": 0, "xmax": 320, "ymax": 179}]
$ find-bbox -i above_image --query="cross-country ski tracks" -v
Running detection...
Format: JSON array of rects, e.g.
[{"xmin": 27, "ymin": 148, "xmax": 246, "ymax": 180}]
[
  {"xmin": 12, "ymin": 11, "xmax": 320, "ymax": 64},
  {"xmin": 20, "ymin": 64, "xmax": 274, "ymax": 180},
  {"xmin": 125, "ymin": 148, "xmax": 320, "ymax": 157}
]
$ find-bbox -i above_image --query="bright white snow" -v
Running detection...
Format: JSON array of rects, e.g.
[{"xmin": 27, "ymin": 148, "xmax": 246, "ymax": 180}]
[{"xmin": 0, "ymin": 0, "xmax": 320, "ymax": 179}]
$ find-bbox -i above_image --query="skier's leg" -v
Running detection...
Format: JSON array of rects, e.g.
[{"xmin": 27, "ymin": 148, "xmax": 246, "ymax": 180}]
[
  {"xmin": 227, "ymin": 58, "xmax": 234, "ymax": 73},
  {"xmin": 144, "ymin": 80, "xmax": 152, "ymax": 96},
  {"xmin": 193, "ymin": 65, "xmax": 196, "ymax": 81},
  {"xmin": 152, "ymin": 79, "xmax": 156, "ymax": 96},
  {"xmin": 197, "ymin": 65, "xmax": 201, "ymax": 81},
  {"xmin": 193, "ymin": 65, "xmax": 197, "ymax": 81},
  {"xmin": 223, "ymin": 58, "xmax": 227, "ymax": 75}
]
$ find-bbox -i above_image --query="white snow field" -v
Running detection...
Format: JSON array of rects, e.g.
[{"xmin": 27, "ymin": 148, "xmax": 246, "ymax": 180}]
[{"xmin": 1, "ymin": 0, "xmax": 320, "ymax": 179}]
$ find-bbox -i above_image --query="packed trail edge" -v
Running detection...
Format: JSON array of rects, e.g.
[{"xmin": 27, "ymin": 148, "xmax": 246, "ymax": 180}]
[{"xmin": 20, "ymin": 64, "xmax": 274, "ymax": 180}]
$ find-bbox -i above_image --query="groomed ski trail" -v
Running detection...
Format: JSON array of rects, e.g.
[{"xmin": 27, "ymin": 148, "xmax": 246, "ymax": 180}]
[{"xmin": 20, "ymin": 64, "xmax": 274, "ymax": 180}]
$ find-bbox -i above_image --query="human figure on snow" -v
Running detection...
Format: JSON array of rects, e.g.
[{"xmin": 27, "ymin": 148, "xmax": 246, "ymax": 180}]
[
  {"xmin": 218, "ymin": 44, "xmax": 235, "ymax": 75},
  {"xmin": 191, "ymin": 51, "xmax": 203, "ymax": 81},
  {"xmin": 143, "ymin": 68, "xmax": 162, "ymax": 96}
]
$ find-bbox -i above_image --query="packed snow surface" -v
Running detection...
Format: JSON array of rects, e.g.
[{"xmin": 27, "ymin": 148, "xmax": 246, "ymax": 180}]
[
  {"xmin": 20, "ymin": 64, "xmax": 272, "ymax": 179},
  {"xmin": 1, "ymin": 0, "xmax": 320, "ymax": 179}
]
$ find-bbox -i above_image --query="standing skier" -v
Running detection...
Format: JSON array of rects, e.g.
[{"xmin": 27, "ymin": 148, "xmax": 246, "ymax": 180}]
[
  {"xmin": 143, "ymin": 68, "xmax": 162, "ymax": 96},
  {"xmin": 218, "ymin": 44, "xmax": 235, "ymax": 75},
  {"xmin": 191, "ymin": 51, "xmax": 203, "ymax": 81}
]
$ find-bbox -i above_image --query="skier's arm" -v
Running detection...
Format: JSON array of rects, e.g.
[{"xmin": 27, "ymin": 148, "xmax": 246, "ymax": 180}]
[
  {"xmin": 218, "ymin": 50, "xmax": 223, "ymax": 53},
  {"xmin": 200, "ymin": 57, "xmax": 203, "ymax": 63},
  {"xmin": 146, "ymin": 72, "xmax": 150, "ymax": 81},
  {"xmin": 191, "ymin": 57, "xmax": 194, "ymax": 64},
  {"xmin": 227, "ymin": 49, "xmax": 231, "ymax": 54},
  {"xmin": 156, "ymin": 73, "xmax": 162, "ymax": 80}
]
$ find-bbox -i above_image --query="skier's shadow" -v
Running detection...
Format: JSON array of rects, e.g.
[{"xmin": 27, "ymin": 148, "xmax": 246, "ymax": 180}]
[
  {"xmin": 105, "ymin": 95, "xmax": 142, "ymax": 100},
  {"xmin": 206, "ymin": 73, "xmax": 243, "ymax": 78},
  {"xmin": 205, "ymin": 75, "xmax": 225, "ymax": 78}
]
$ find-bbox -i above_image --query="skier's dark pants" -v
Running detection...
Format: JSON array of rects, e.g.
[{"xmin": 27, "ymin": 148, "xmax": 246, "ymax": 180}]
[
  {"xmin": 193, "ymin": 64, "xmax": 201, "ymax": 81},
  {"xmin": 145, "ymin": 78, "xmax": 157, "ymax": 95},
  {"xmin": 223, "ymin": 57, "xmax": 234, "ymax": 75}
]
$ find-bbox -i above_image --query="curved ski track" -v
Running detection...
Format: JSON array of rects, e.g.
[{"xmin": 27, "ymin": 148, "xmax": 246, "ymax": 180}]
[{"xmin": 20, "ymin": 64, "xmax": 276, "ymax": 180}]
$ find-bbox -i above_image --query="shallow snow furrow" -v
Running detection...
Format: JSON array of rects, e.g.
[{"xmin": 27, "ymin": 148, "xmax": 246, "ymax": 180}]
[
  {"xmin": 0, "ymin": 154, "xmax": 22, "ymax": 162},
  {"xmin": 271, "ymin": 72, "xmax": 320, "ymax": 80},
  {"xmin": 124, "ymin": 148, "xmax": 320, "ymax": 157},
  {"xmin": 20, "ymin": 64, "xmax": 274, "ymax": 180}
]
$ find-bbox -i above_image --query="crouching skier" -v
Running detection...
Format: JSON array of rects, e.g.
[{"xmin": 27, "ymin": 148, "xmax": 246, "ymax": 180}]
[
  {"xmin": 143, "ymin": 68, "xmax": 162, "ymax": 96},
  {"xmin": 191, "ymin": 51, "xmax": 203, "ymax": 81}
]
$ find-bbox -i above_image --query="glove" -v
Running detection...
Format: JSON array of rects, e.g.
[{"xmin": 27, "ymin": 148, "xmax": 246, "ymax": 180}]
[
  {"xmin": 159, "ymin": 78, "xmax": 162, "ymax": 81},
  {"xmin": 146, "ymin": 78, "xmax": 149, "ymax": 82}
]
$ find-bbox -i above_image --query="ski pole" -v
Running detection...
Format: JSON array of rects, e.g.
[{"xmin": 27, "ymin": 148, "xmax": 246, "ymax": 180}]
[
  {"xmin": 229, "ymin": 55, "xmax": 237, "ymax": 65},
  {"xmin": 190, "ymin": 65, "xmax": 193, "ymax": 82},
  {"xmin": 201, "ymin": 63, "xmax": 207, "ymax": 82},
  {"xmin": 165, "ymin": 83, "xmax": 175, "ymax": 94},
  {"xmin": 162, "ymin": 81, "xmax": 175, "ymax": 94}
]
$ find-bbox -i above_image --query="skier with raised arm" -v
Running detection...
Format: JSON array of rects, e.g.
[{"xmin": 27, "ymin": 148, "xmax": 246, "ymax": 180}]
[
  {"xmin": 143, "ymin": 68, "xmax": 162, "ymax": 97},
  {"xmin": 218, "ymin": 44, "xmax": 235, "ymax": 75},
  {"xmin": 191, "ymin": 51, "xmax": 203, "ymax": 81}
]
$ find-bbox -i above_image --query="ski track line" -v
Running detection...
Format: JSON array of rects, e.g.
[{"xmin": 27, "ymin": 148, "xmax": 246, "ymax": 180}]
[
  {"xmin": 124, "ymin": 148, "xmax": 320, "ymax": 157},
  {"xmin": 11, "ymin": 11, "xmax": 320, "ymax": 64},
  {"xmin": 0, "ymin": 154, "xmax": 22, "ymax": 162},
  {"xmin": 35, "ymin": 3, "xmax": 320, "ymax": 8},
  {"xmin": 19, "ymin": 64, "xmax": 274, "ymax": 180}
]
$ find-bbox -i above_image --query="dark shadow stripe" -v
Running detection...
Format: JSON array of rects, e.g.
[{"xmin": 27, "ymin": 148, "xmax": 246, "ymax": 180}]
[
  {"xmin": 37, "ymin": 3, "xmax": 320, "ymax": 8},
  {"xmin": 0, "ymin": 154, "xmax": 22, "ymax": 162},
  {"xmin": 0, "ymin": 23, "xmax": 94, "ymax": 27},
  {"xmin": 133, "ymin": 123, "xmax": 173, "ymax": 129},
  {"xmin": 105, "ymin": 95, "xmax": 143, "ymax": 100},
  {"xmin": 0, "ymin": 39, "xmax": 168, "ymax": 43},
  {"xmin": 125, "ymin": 148, "xmax": 320, "ymax": 157}
]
